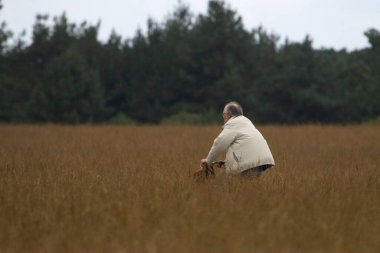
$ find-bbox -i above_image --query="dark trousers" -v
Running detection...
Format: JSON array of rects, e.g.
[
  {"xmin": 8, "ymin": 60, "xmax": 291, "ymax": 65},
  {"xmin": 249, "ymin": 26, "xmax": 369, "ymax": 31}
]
[
  {"xmin": 215, "ymin": 164, "xmax": 273, "ymax": 182},
  {"xmin": 240, "ymin": 164, "xmax": 273, "ymax": 177}
]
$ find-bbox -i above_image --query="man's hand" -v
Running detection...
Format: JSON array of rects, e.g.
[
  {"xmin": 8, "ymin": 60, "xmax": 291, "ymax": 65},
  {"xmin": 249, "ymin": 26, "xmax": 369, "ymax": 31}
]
[
  {"xmin": 200, "ymin": 158, "xmax": 208, "ymax": 167},
  {"xmin": 194, "ymin": 158, "xmax": 215, "ymax": 182}
]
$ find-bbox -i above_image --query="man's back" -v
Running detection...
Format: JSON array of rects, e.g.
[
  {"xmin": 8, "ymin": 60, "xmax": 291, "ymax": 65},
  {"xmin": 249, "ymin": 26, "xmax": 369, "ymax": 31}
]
[
  {"xmin": 209, "ymin": 115, "xmax": 275, "ymax": 173},
  {"xmin": 201, "ymin": 101, "xmax": 275, "ymax": 177}
]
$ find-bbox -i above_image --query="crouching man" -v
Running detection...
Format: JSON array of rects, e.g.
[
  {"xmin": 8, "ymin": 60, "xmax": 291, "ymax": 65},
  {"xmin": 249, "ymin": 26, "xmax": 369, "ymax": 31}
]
[{"xmin": 200, "ymin": 101, "xmax": 275, "ymax": 179}]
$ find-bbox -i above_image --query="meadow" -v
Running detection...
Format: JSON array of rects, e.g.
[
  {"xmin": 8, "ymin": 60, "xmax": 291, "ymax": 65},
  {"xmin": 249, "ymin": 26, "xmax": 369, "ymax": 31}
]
[{"xmin": 0, "ymin": 124, "xmax": 379, "ymax": 253}]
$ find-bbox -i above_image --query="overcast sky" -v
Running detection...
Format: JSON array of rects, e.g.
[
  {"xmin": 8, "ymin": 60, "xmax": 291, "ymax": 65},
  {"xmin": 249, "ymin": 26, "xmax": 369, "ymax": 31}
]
[{"xmin": 2, "ymin": 0, "xmax": 380, "ymax": 51}]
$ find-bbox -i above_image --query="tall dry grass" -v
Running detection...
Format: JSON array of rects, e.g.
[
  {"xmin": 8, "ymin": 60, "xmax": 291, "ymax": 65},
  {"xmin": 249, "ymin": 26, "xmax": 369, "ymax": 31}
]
[{"xmin": 0, "ymin": 124, "xmax": 379, "ymax": 253}]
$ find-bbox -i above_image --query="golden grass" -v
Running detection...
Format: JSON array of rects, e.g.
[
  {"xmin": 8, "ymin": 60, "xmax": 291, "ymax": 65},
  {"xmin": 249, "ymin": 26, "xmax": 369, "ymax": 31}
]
[{"xmin": 0, "ymin": 124, "xmax": 379, "ymax": 253}]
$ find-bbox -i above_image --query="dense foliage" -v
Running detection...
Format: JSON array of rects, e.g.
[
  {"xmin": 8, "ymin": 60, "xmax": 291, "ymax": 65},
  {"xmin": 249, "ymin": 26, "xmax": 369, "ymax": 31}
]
[{"xmin": 1, "ymin": 1, "xmax": 379, "ymax": 124}]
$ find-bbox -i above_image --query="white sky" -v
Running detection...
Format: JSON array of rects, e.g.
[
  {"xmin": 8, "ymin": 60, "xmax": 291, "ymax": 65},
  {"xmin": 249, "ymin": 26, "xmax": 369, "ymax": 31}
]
[{"xmin": 1, "ymin": 0, "xmax": 380, "ymax": 51}]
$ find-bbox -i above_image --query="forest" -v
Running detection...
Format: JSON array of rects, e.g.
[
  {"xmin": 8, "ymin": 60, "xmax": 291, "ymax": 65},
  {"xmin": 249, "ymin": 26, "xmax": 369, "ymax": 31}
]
[{"xmin": 1, "ymin": 0, "xmax": 379, "ymax": 124}]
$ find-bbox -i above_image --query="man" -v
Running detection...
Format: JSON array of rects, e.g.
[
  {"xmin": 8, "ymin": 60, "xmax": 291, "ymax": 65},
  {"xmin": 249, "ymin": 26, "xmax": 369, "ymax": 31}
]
[{"xmin": 200, "ymin": 101, "xmax": 275, "ymax": 178}]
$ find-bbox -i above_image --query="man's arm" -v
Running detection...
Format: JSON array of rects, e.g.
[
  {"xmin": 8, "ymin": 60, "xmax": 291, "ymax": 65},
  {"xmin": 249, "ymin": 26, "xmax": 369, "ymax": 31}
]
[{"xmin": 205, "ymin": 128, "xmax": 236, "ymax": 163}]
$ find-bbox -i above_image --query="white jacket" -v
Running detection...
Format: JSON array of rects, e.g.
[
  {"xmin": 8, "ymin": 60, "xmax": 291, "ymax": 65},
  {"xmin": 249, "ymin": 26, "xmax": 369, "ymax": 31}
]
[{"xmin": 206, "ymin": 115, "xmax": 275, "ymax": 174}]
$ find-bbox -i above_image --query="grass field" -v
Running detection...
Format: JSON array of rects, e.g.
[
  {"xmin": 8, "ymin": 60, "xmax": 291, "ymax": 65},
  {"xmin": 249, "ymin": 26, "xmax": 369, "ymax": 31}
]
[{"xmin": 0, "ymin": 124, "xmax": 379, "ymax": 253}]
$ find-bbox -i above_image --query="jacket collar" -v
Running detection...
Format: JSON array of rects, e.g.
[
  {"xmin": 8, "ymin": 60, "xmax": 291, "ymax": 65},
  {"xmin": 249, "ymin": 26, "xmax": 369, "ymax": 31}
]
[{"xmin": 222, "ymin": 115, "xmax": 242, "ymax": 128}]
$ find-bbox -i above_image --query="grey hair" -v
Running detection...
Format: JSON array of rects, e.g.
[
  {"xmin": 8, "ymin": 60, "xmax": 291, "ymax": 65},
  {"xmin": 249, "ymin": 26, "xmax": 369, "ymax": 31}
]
[{"xmin": 225, "ymin": 101, "xmax": 243, "ymax": 116}]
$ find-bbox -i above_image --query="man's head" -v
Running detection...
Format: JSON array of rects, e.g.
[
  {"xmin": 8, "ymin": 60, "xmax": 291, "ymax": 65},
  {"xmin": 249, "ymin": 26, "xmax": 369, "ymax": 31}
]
[{"xmin": 223, "ymin": 101, "xmax": 243, "ymax": 123}]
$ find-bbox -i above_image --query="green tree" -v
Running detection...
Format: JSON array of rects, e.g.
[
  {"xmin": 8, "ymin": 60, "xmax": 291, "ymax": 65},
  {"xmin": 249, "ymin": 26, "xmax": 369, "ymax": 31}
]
[
  {"xmin": 30, "ymin": 47, "xmax": 105, "ymax": 123},
  {"xmin": 0, "ymin": 0, "xmax": 25, "ymax": 122},
  {"xmin": 0, "ymin": 0, "xmax": 13, "ymax": 121},
  {"xmin": 99, "ymin": 31, "xmax": 130, "ymax": 119},
  {"xmin": 243, "ymin": 26, "xmax": 280, "ymax": 122},
  {"xmin": 127, "ymin": 3, "xmax": 195, "ymax": 122},
  {"xmin": 336, "ymin": 61, "xmax": 374, "ymax": 122},
  {"xmin": 1, "ymin": 0, "xmax": 380, "ymax": 124},
  {"xmin": 255, "ymin": 36, "xmax": 320, "ymax": 123},
  {"xmin": 127, "ymin": 22, "xmax": 165, "ymax": 123},
  {"xmin": 364, "ymin": 28, "xmax": 380, "ymax": 117},
  {"xmin": 188, "ymin": 0, "xmax": 253, "ymax": 112}
]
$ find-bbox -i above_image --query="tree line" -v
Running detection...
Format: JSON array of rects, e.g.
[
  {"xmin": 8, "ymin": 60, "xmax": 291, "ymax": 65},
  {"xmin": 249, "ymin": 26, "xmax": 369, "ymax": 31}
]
[{"xmin": 1, "ymin": 0, "xmax": 379, "ymax": 124}]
